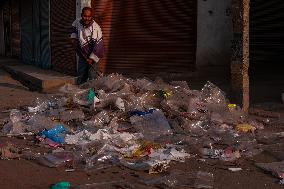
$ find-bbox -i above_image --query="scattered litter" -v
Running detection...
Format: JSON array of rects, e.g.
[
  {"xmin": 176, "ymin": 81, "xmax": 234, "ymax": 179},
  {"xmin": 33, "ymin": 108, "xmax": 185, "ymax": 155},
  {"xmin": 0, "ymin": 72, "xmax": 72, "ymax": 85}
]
[
  {"xmin": 0, "ymin": 74, "xmax": 282, "ymax": 187},
  {"xmin": 228, "ymin": 167, "xmax": 242, "ymax": 172}
]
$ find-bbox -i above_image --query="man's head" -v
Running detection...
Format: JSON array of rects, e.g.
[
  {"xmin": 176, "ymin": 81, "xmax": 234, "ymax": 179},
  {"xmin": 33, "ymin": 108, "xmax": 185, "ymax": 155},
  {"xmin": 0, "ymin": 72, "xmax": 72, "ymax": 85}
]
[{"xmin": 81, "ymin": 7, "xmax": 93, "ymax": 26}]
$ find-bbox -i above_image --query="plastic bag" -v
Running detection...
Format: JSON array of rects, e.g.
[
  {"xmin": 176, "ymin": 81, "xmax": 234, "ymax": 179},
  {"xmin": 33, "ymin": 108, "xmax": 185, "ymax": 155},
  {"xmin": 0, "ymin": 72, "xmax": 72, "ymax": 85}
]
[
  {"xmin": 130, "ymin": 109, "xmax": 173, "ymax": 140},
  {"xmin": 3, "ymin": 109, "xmax": 26, "ymax": 134},
  {"xmin": 60, "ymin": 110, "xmax": 85, "ymax": 122},
  {"xmin": 201, "ymin": 81, "xmax": 227, "ymax": 105},
  {"xmin": 41, "ymin": 124, "xmax": 67, "ymax": 143},
  {"xmin": 36, "ymin": 151, "xmax": 73, "ymax": 168},
  {"xmin": 93, "ymin": 73, "xmax": 126, "ymax": 93},
  {"xmin": 27, "ymin": 114, "xmax": 58, "ymax": 132},
  {"xmin": 28, "ymin": 98, "xmax": 49, "ymax": 113}
]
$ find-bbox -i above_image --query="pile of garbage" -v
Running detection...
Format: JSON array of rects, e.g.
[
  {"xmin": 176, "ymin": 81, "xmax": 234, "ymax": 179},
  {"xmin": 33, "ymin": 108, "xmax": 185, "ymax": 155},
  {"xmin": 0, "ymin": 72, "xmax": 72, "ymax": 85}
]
[{"xmin": 1, "ymin": 73, "xmax": 283, "ymax": 188}]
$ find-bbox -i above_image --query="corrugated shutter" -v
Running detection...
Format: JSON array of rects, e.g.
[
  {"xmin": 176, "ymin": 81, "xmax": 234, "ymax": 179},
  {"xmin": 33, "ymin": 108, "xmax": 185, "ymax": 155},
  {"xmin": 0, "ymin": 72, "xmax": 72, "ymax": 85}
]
[
  {"xmin": 20, "ymin": 0, "xmax": 33, "ymax": 64},
  {"xmin": 92, "ymin": 0, "xmax": 197, "ymax": 75},
  {"xmin": 20, "ymin": 0, "xmax": 51, "ymax": 68},
  {"xmin": 39, "ymin": 0, "xmax": 51, "ymax": 69},
  {"xmin": 33, "ymin": 0, "xmax": 41, "ymax": 67},
  {"xmin": 250, "ymin": 0, "xmax": 284, "ymax": 74},
  {"xmin": 50, "ymin": 0, "xmax": 76, "ymax": 76},
  {"xmin": 11, "ymin": 0, "xmax": 20, "ymax": 58},
  {"xmin": 2, "ymin": 0, "xmax": 11, "ymax": 56}
]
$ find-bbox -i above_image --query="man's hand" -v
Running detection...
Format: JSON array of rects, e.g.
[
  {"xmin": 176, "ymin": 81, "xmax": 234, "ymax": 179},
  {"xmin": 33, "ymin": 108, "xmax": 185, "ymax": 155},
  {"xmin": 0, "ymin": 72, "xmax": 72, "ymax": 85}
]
[{"xmin": 87, "ymin": 59, "xmax": 93, "ymax": 65}]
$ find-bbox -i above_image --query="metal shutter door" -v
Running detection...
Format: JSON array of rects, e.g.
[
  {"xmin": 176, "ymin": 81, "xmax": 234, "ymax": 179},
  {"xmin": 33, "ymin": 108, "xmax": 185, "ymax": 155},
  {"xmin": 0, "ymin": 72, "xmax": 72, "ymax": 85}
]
[
  {"xmin": 250, "ymin": 0, "xmax": 284, "ymax": 74},
  {"xmin": 50, "ymin": 0, "xmax": 76, "ymax": 76},
  {"xmin": 39, "ymin": 0, "xmax": 51, "ymax": 69},
  {"xmin": 3, "ymin": 0, "xmax": 11, "ymax": 56},
  {"xmin": 11, "ymin": 0, "xmax": 20, "ymax": 58},
  {"xmin": 20, "ymin": 0, "xmax": 33, "ymax": 64},
  {"xmin": 20, "ymin": 0, "xmax": 51, "ymax": 68},
  {"xmin": 92, "ymin": 0, "xmax": 197, "ymax": 75}
]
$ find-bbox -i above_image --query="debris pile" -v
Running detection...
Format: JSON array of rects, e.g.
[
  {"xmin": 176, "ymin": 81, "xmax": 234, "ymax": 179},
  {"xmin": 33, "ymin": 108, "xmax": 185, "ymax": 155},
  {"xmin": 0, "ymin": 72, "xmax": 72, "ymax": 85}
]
[{"xmin": 1, "ymin": 74, "xmax": 283, "ymax": 188}]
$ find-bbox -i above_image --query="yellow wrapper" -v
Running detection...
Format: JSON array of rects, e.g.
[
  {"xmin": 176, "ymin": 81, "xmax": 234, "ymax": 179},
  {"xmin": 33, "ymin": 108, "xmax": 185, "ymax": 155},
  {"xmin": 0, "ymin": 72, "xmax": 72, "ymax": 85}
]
[{"xmin": 236, "ymin": 124, "xmax": 256, "ymax": 133}]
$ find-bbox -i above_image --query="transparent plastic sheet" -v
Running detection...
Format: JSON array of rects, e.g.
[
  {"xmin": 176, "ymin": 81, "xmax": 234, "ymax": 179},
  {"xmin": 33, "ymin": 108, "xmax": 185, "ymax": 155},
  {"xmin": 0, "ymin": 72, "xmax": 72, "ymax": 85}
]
[
  {"xmin": 93, "ymin": 91, "xmax": 125, "ymax": 111},
  {"xmin": 27, "ymin": 98, "xmax": 49, "ymax": 113},
  {"xmin": 161, "ymin": 89, "xmax": 193, "ymax": 115},
  {"xmin": 93, "ymin": 73, "xmax": 127, "ymax": 93},
  {"xmin": 143, "ymin": 170, "xmax": 214, "ymax": 189},
  {"xmin": 59, "ymin": 83, "xmax": 93, "ymax": 107},
  {"xmin": 73, "ymin": 89, "xmax": 92, "ymax": 106},
  {"xmin": 74, "ymin": 142, "xmax": 122, "ymax": 170},
  {"xmin": 124, "ymin": 94, "xmax": 145, "ymax": 112},
  {"xmin": 36, "ymin": 150, "xmax": 74, "ymax": 168},
  {"xmin": 65, "ymin": 129, "xmax": 111, "ymax": 145},
  {"xmin": 120, "ymin": 158, "xmax": 170, "ymax": 172},
  {"xmin": 65, "ymin": 130, "xmax": 95, "ymax": 145},
  {"xmin": 110, "ymin": 132, "xmax": 142, "ymax": 148},
  {"xmin": 186, "ymin": 97, "xmax": 208, "ymax": 119},
  {"xmin": 170, "ymin": 81, "xmax": 191, "ymax": 91},
  {"xmin": 85, "ymin": 151, "xmax": 120, "ymax": 170},
  {"xmin": 70, "ymin": 132, "xmax": 143, "ymax": 170},
  {"xmin": 119, "ymin": 145, "xmax": 190, "ymax": 173},
  {"xmin": 65, "ymin": 127, "xmax": 141, "ymax": 148},
  {"xmin": 60, "ymin": 110, "xmax": 85, "ymax": 122},
  {"xmin": 26, "ymin": 114, "xmax": 57, "ymax": 132},
  {"xmin": 180, "ymin": 120, "xmax": 211, "ymax": 137},
  {"xmin": 82, "ymin": 110, "xmax": 110, "ymax": 128},
  {"xmin": 2, "ymin": 109, "xmax": 27, "ymax": 134},
  {"xmin": 200, "ymin": 81, "xmax": 227, "ymax": 105},
  {"xmin": 123, "ymin": 92, "xmax": 161, "ymax": 112},
  {"xmin": 148, "ymin": 146, "xmax": 191, "ymax": 162},
  {"xmin": 130, "ymin": 109, "xmax": 173, "ymax": 140},
  {"xmin": 133, "ymin": 78, "xmax": 157, "ymax": 92}
]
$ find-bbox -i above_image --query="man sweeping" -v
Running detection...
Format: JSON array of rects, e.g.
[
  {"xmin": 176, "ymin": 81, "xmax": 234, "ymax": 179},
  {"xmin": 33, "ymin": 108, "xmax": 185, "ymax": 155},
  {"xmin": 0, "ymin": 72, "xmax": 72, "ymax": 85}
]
[{"xmin": 70, "ymin": 7, "xmax": 104, "ymax": 84}]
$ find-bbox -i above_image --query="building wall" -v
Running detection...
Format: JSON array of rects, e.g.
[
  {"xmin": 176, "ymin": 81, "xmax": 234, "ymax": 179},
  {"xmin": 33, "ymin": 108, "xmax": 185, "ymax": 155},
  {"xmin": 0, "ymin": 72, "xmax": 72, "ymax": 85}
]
[
  {"xmin": 0, "ymin": 9, "xmax": 5, "ymax": 55},
  {"xmin": 196, "ymin": 0, "xmax": 233, "ymax": 67}
]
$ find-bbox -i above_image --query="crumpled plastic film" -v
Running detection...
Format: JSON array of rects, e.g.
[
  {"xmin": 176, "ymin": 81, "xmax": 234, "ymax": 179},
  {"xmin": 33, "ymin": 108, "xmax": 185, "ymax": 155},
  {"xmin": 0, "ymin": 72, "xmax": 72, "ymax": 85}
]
[
  {"xmin": 60, "ymin": 110, "xmax": 85, "ymax": 122},
  {"xmin": 201, "ymin": 81, "xmax": 227, "ymax": 105},
  {"xmin": 93, "ymin": 73, "xmax": 127, "ymax": 93},
  {"xmin": 130, "ymin": 109, "xmax": 173, "ymax": 140},
  {"xmin": 82, "ymin": 110, "xmax": 110, "ymax": 128}
]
